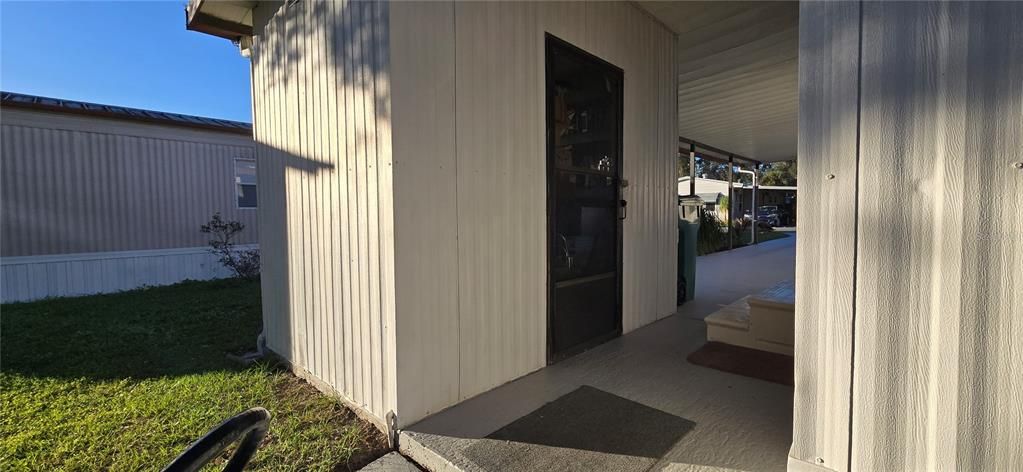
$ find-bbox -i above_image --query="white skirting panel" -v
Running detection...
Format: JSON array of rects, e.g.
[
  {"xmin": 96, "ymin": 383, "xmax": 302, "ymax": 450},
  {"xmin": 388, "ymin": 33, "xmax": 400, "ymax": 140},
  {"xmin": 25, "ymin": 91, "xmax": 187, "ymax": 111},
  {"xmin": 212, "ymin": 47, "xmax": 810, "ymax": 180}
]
[{"xmin": 0, "ymin": 245, "xmax": 257, "ymax": 303}]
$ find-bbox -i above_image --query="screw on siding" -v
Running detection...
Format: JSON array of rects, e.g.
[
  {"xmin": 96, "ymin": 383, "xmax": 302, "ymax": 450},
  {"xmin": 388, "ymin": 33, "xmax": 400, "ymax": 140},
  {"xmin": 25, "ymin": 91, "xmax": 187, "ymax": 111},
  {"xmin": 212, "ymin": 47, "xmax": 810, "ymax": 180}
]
[
  {"xmin": 1013, "ymin": 162, "xmax": 1023, "ymax": 169},
  {"xmin": 816, "ymin": 457, "xmax": 825, "ymax": 464},
  {"xmin": 826, "ymin": 174, "xmax": 836, "ymax": 180}
]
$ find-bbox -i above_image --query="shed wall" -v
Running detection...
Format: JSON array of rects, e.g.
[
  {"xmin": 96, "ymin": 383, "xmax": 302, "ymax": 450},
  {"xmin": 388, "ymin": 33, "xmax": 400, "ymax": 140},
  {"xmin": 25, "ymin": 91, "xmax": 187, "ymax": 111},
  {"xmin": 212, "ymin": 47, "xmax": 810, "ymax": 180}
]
[
  {"xmin": 793, "ymin": 1, "xmax": 1023, "ymax": 470},
  {"xmin": 249, "ymin": 0, "xmax": 396, "ymax": 425},
  {"xmin": 390, "ymin": 1, "xmax": 677, "ymax": 426}
]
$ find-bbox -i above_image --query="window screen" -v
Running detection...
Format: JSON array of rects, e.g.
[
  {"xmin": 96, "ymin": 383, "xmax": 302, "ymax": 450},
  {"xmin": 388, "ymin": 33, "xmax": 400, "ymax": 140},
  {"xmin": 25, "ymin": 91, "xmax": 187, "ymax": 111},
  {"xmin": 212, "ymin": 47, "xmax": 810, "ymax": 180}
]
[{"xmin": 235, "ymin": 159, "xmax": 257, "ymax": 208}]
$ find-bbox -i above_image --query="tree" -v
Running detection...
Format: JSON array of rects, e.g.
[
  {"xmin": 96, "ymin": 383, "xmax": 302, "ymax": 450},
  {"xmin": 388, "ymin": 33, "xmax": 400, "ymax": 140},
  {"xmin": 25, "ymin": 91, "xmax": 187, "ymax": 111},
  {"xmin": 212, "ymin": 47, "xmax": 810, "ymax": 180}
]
[
  {"xmin": 759, "ymin": 160, "xmax": 797, "ymax": 186},
  {"xmin": 678, "ymin": 153, "xmax": 691, "ymax": 179},
  {"xmin": 677, "ymin": 154, "xmax": 733, "ymax": 181}
]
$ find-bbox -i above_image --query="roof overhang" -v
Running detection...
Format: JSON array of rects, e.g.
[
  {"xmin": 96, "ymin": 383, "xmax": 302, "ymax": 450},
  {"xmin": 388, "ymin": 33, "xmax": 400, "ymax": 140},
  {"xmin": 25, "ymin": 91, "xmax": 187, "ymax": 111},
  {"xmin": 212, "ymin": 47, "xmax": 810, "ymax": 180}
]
[
  {"xmin": 185, "ymin": 0, "xmax": 256, "ymax": 43},
  {"xmin": 637, "ymin": 1, "xmax": 799, "ymax": 162}
]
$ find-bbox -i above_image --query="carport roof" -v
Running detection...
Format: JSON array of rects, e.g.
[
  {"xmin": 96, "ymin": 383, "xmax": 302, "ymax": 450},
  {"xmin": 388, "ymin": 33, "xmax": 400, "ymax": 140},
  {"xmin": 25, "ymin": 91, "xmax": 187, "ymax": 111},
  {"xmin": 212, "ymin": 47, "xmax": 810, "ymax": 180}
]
[
  {"xmin": 638, "ymin": 1, "xmax": 798, "ymax": 162},
  {"xmin": 184, "ymin": 1, "xmax": 799, "ymax": 161}
]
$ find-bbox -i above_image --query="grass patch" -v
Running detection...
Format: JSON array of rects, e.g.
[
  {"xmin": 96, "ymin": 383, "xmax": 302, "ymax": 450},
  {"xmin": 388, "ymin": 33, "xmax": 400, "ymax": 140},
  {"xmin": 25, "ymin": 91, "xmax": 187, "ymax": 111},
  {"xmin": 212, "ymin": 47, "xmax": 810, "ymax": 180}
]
[
  {"xmin": 735, "ymin": 229, "xmax": 790, "ymax": 246},
  {"xmin": 697, "ymin": 228, "xmax": 791, "ymax": 256},
  {"xmin": 0, "ymin": 279, "xmax": 387, "ymax": 471}
]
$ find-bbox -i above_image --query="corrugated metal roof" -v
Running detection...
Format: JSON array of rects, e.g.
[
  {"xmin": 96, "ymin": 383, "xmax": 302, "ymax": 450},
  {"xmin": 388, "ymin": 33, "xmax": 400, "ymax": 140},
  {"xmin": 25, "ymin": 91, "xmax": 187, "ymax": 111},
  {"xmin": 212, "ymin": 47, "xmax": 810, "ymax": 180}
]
[{"xmin": 1, "ymin": 91, "xmax": 252, "ymax": 135}]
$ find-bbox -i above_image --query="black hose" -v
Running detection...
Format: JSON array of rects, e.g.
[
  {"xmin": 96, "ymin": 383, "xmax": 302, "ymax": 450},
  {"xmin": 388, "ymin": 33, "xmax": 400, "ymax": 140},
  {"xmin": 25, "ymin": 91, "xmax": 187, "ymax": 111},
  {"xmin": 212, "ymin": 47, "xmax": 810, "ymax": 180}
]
[{"xmin": 162, "ymin": 407, "xmax": 271, "ymax": 472}]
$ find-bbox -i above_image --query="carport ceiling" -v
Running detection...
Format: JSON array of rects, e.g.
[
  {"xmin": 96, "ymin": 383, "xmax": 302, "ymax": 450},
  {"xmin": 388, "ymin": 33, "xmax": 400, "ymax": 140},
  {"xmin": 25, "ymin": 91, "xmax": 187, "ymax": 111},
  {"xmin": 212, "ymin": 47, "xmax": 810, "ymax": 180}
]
[{"xmin": 637, "ymin": 1, "xmax": 798, "ymax": 162}]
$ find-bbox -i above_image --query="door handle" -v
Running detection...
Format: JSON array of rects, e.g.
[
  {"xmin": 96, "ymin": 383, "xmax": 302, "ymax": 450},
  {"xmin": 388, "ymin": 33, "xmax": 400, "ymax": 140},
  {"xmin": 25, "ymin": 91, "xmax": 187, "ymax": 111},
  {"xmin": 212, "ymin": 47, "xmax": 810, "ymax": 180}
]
[{"xmin": 619, "ymin": 199, "xmax": 627, "ymax": 220}]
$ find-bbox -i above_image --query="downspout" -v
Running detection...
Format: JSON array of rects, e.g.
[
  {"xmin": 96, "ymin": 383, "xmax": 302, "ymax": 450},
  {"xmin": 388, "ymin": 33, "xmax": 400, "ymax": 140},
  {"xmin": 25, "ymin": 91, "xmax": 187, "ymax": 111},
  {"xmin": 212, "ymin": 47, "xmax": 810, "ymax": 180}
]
[
  {"xmin": 727, "ymin": 155, "xmax": 734, "ymax": 250},
  {"xmin": 735, "ymin": 168, "xmax": 757, "ymax": 245},
  {"xmin": 688, "ymin": 143, "xmax": 696, "ymax": 196},
  {"xmin": 752, "ymin": 167, "xmax": 758, "ymax": 244}
]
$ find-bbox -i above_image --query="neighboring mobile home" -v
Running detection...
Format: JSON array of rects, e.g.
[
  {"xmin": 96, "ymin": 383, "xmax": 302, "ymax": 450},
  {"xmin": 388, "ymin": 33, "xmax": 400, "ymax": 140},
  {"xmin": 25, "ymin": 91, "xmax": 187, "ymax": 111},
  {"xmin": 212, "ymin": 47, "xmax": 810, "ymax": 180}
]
[
  {"xmin": 679, "ymin": 176, "xmax": 797, "ymax": 225},
  {"xmin": 0, "ymin": 92, "xmax": 257, "ymax": 303},
  {"xmin": 187, "ymin": 1, "xmax": 1022, "ymax": 470}
]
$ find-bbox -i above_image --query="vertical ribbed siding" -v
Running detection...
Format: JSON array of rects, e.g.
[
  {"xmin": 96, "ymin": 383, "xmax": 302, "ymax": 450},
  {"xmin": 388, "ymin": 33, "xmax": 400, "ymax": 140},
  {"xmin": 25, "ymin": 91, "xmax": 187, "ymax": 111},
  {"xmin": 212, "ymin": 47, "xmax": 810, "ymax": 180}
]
[
  {"xmin": 0, "ymin": 111, "xmax": 255, "ymax": 257},
  {"xmin": 390, "ymin": 0, "xmax": 460, "ymax": 426},
  {"xmin": 251, "ymin": 0, "xmax": 674, "ymax": 428},
  {"xmin": 250, "ymin": 0, "xmax": 395, "ymax": 425},
  {"xmin": 852, "ymin": 2, "xmax": 1023, "ymax": 470},
  {"xmin": 790, "ymin": 2, "xmax": 859, "ymax": 470},
  {"xmin": 388, "ymin": 1, "xmax": 677, "ymax": 426},
  {"xmin": 452, "ymin": 0, "xmax": 548, "ymax": 406},
  {"xmin": 0, "ymin": 246, "xmax": 254, "ymax": 303},
  {"xmin": 795, "ymin": 2, "xmax": 1023, "ymax": 471}
]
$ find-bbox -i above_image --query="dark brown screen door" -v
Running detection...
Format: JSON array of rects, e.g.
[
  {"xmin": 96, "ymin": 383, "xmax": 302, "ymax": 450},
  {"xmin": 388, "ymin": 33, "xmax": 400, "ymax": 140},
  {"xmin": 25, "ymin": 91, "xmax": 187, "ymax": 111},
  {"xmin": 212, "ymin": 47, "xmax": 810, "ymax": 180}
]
[{"xmin": 546, "ymin": 35, "xmax": 624, "ymax": 363}]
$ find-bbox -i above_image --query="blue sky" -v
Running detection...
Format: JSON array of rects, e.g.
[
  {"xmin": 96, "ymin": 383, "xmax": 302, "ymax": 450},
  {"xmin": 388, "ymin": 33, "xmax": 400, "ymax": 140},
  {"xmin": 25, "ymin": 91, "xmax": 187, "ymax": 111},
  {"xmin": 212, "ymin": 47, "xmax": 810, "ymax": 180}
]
[{"xmin": 1, "ymin": 1, "xmax": 251, "ymax": 122}]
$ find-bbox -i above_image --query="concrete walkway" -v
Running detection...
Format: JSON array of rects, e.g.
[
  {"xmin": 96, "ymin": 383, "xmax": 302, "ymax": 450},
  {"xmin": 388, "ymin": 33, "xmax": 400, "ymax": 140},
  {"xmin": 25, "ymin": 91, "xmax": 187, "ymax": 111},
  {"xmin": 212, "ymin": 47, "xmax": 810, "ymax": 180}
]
[
  {"xmin": 401, "ymin": 235, "xmax": 797, "ymax": 472},
  {"xmin": 681, "ymin": 234, "xmax": 796, "ymax": 321}
]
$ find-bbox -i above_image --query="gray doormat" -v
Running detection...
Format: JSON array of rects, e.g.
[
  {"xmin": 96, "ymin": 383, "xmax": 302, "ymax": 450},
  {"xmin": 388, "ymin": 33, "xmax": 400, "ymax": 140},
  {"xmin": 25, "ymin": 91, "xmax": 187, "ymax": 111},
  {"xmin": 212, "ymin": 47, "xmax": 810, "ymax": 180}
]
[{"xmin": 463, "ymin": 386, "xmax": 694, "ymax": 472}]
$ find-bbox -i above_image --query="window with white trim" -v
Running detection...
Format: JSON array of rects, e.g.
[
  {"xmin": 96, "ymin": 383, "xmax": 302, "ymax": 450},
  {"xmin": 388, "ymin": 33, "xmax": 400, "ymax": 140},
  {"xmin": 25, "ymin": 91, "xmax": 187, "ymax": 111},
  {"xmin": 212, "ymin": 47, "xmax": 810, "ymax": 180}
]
[{"xmin": 235, "ymin": 159, "xmax": 257, "ymax": 208}]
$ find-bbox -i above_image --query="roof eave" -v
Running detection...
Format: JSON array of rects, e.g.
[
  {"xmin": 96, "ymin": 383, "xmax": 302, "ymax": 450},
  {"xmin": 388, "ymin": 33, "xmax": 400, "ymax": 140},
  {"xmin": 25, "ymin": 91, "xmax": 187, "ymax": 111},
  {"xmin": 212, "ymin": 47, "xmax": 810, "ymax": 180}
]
[{"xmin": 185, "ymin": 0, "xmax": 254, "ymax": 42}]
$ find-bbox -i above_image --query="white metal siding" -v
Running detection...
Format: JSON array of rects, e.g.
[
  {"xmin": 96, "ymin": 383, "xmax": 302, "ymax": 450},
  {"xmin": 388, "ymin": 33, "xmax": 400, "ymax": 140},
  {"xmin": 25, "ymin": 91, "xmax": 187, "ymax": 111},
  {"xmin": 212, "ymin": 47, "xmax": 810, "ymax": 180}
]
[
  {"xmin": 793, "ymin": 2, "xmax": 1023, "ymax": 470},
  {"xmin": 389, "ymin": 1, "xmax": 461, "ymax": 426},
  {"xmin": 250, "ymin": 0, "xmax": 396, "ymax": 425},
  {"xmin": 852, "ymin": 2, "xmax": 1023, "ymax": 470},
  {"xmin": 0, "ymin": 109, "xmax": 256, "ymax": 257},
  {"xmin": 389, "ymin": 1, "xmax": 677, "ymax": 426},
  {"xmin": 790, "ymin": 1, "xmax": 859, "ymax": 469},
  {"xmin": 251, "ymin": 0, "xmax": 675, "ymax": 429},
  {"xmin": 0, "ymin": 245, "xmax": 255, "ymax": 303}
]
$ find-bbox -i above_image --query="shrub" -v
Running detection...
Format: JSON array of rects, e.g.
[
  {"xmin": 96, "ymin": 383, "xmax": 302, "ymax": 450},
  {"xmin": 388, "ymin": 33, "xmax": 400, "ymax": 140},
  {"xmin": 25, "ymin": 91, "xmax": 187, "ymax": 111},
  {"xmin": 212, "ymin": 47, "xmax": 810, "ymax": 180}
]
[
  {"xmin": 733, "ymin": 217, "xmax": 751, "ymax": 238},
  {"xmin": 696, "ymin": 209, "xmax": 727, "ymax": 255},
  {"xmin": 201, "ymin": 213, "xmax": 260, "ymax": 280}
]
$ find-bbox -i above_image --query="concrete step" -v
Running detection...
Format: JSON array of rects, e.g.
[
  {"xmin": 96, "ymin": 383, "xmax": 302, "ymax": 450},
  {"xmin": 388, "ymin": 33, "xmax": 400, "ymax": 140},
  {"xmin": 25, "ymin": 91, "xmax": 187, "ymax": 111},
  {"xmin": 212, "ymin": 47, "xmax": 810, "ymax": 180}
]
[
  {"xmin": 748, "ymin": 280, "xmax": 795, "ymax": 350},
  {"xmin": 705, "ymin": 296, "xmax": 752, "ymax": 331},
  {"xmin": 704, "ymin": 280, "xmax": 794, "ymax": 356}
]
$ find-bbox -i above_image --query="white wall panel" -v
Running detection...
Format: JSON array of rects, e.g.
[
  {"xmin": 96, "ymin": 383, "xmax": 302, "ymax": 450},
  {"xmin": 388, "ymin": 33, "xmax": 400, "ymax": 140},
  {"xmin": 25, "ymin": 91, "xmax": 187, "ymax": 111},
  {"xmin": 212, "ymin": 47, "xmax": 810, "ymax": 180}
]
[
  {"xmin": 390, "ymin": 1, "xmax": 461, "ymax": 425},
  {"xmin": 790, "ymin": 2, "xmax": 859, "ymax": 470},
  {"xmin": 0, "ymin": 245, "xmax": 254, "ymax": 303},
  {"xmin": 250, "ymin": 0, "xmax": 395, "ymax": 426},
  {"xmin": 852, "ymin": 2, "xmax": 1023, "ymax": 470},
  {"xmin": 252, "ymin": 0, "xmax": 674, "ymax": 429},
  {"xmin": 389, "ymin": 1, "xmax": 677, "ymax": 425},
  {"xmin": 452, "ymin": 0, "xmax": 549, "ymax": 406},
  {"xmin": 794, "ymin": 2, "xmax": 1023, "ymax": 470}
]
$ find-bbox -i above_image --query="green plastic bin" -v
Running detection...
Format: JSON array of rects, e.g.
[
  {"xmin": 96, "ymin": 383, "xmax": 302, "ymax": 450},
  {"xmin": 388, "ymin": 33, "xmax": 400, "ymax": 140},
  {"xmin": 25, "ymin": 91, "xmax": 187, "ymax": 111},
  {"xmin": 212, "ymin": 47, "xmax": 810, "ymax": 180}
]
[{"xmin": 677, "ymin": 196, "xmax": 703, "ymax": 304}]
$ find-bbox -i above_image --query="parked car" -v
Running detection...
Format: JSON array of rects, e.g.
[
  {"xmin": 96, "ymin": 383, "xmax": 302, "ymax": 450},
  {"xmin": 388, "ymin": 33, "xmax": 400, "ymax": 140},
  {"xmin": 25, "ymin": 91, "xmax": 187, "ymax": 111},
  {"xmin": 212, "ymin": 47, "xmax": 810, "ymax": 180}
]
[
  {"xmin": 752, "ymin": 204, "xmax": 789, "ymax": 227},
  {"xmin": 756, "ymin": 205, "xmax": 783, "ymax": 227}
]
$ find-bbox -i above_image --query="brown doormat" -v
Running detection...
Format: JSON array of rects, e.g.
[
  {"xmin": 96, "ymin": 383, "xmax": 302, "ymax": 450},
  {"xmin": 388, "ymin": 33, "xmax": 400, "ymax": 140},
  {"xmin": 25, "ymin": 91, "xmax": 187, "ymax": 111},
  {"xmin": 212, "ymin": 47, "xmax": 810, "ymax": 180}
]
[{"xmin": 686, "ymin": 342, "xmax": 793, "ymax": 386}]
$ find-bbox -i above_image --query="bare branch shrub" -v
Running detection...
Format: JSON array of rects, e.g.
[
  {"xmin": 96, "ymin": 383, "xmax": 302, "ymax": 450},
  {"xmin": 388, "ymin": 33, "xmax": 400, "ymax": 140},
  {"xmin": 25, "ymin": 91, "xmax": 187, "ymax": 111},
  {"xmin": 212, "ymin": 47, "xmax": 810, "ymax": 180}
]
[{"xmin": 201, "ymin": 213, "xmax": 260, "ymax": 280}]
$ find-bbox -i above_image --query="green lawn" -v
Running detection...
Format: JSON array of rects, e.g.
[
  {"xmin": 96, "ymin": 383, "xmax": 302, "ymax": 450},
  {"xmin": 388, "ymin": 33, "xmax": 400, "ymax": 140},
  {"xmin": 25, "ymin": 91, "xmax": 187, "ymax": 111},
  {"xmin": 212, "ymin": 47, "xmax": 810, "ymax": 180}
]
[{"xmin": 0, "ymin": 279, "xmax": 387, "ymax": 471}]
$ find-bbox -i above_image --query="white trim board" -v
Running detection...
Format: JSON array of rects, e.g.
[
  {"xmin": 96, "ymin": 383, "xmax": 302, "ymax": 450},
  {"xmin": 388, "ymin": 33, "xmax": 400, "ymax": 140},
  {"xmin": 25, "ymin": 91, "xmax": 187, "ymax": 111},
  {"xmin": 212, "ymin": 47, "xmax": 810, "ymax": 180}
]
[{"xmin": 0, "ymin": 245, "xmax": 259, "ymax": 303}]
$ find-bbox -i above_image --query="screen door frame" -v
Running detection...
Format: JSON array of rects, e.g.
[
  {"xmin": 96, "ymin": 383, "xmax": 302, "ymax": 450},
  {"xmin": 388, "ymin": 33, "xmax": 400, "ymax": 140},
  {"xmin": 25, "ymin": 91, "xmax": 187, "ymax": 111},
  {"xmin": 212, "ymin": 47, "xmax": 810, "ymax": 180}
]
[{"xmin": 545, "ymin": 33, "xmax": 625, "ymax": 364}]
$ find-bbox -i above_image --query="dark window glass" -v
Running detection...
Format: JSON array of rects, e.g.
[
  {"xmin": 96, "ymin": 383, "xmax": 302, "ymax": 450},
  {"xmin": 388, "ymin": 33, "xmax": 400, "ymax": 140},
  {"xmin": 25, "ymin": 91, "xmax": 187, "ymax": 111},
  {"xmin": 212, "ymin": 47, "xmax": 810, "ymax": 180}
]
[{"xmin": 235, "ymin": 159, "xmax": 257, "ymax": 208}]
